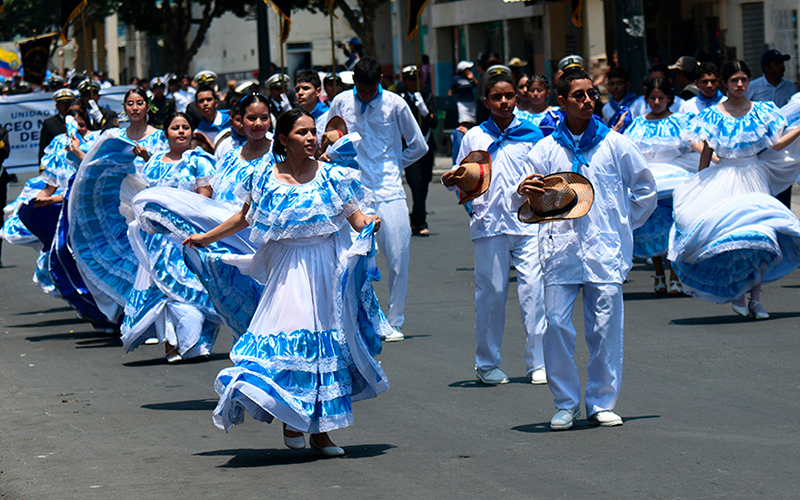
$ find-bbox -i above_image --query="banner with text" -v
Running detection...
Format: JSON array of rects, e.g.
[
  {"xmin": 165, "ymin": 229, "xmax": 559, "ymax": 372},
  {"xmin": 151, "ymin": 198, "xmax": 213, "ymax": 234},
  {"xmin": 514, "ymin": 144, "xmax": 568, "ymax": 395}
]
[{"xmin": 0, "ymin": 85, "xmax": 131, "ymax": 171}]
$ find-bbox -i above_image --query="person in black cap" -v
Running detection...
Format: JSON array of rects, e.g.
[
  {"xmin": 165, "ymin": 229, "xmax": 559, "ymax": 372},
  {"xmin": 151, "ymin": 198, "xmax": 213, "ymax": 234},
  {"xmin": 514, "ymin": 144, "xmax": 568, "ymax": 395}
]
[
  {"xmin": 78, "ymin": 80, "xmax": 118, "ymax": 131},
  {"xmin": 746, "ymin": 49, "xmax": 797, "ymax": 107}
]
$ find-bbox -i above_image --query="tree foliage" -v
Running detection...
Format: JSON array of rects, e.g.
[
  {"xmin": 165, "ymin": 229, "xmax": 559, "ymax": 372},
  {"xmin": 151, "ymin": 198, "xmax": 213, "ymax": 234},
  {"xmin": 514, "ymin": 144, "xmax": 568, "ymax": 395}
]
[
  {"xmin": 0, "ymin": 0, "xmax": 116, "ymax": 40},
  {"xmin": 116, "ymin": 0, "xmax": 253, "ymax": 75},
  {"xmin": 291, "ymin": 0, "xmax": 391, "ymax": 61}
]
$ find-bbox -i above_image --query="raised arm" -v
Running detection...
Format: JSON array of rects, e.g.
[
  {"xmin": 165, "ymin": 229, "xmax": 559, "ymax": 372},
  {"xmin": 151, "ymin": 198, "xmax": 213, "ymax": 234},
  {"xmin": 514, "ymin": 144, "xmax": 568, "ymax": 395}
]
[
  {"xmin": 183, "ymin": 203, "xmax": 250, "ymax": 247},
  {"xmin": 772, "ymin": 124, "xmax": 800, "ymax": 151}
]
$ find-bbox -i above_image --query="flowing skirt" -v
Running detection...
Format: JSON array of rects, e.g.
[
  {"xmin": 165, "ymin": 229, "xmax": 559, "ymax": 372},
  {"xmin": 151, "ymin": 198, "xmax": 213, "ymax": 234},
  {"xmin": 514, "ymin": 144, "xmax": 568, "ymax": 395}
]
[
  {"xmin": 0, "ymin": 176, "xmax": 52, "ymax": 248},
  {"xmin": 669, "ymin": 156, "xmax": 800, "ymax": 302},
  {"xmin": 189, "ymin": 225, "xmax": 390, "ymax": 434}
]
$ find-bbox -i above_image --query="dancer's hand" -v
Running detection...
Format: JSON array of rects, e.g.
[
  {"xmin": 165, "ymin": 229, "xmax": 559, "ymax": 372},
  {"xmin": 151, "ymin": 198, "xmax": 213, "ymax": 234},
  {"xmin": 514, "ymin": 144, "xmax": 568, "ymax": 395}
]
[
  {"xmin": 132, "ymin": 141, "xmax": 150, "ymax": 162},
  {"xmin": 183, "ymin": 232, "xmax": 210, "ymax": 248},
  {"xmin": 517, "ymin": 173, "xmax": 545, "ymax": 196},
  {"xmin": 441, "ymin": 169, "xmax": 458, "ymax": 187},
  {"xmin": 366, "ymin": 214, "xmax": 381, "ymax": 232}
]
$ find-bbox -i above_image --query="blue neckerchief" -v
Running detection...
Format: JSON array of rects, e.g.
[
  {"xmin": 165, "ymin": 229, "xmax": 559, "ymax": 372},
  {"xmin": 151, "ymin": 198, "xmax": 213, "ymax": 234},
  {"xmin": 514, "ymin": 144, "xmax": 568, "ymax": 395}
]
[
  {"xmin": 697, "ymin": 90, "xmax": 724, "ymax": 107},
  {"xmin": 310, "ymin": 100, "xmax": 330, "ymax": 120},
  {"xmin": 607, "ymin": 105, "xmax": 633, "ymax": 132},
  {"xmin": 354, "ymin": 84, "xmax": 383, "ymax": 114},
  {"xmin": 609, "ymin": 92, "xmax": 637, "ymax": 113},
  {"xmin": 478, "ymin": 116, "xmax": 543, "ymax": 156},
  {"xmin": 550, "ymin": 115, "xmax": 610, "ymax": 173},
  {"xmin": 538, "ymin": 110, "xmax": 564, "ymax": 137}
]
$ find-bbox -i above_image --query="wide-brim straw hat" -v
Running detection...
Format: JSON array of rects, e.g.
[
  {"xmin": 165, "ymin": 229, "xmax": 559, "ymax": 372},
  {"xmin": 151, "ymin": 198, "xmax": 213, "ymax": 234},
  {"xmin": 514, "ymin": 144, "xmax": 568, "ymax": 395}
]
[
  {"xmin": 452, "ymin": 150, "xmax": 492, "ymax": 205},
  {"xmin": 518, "ymin": 172, "xmax": 594, "ymax": 223}
]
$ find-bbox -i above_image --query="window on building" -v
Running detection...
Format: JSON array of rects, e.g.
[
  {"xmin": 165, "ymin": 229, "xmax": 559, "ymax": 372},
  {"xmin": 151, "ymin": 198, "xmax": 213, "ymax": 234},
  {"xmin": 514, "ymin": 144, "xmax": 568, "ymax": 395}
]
[{"xmin": 742, "ymin": 2, "xmax": 765, "ymax": 78}]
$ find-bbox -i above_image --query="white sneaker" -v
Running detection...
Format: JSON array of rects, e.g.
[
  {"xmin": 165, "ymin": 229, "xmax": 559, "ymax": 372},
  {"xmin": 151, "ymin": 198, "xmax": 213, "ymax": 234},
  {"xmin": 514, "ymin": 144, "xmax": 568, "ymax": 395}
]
[
  {"xmin": 382, "ymin": 327, "xmax": 405, "ymax": 342},
  {"xmin": 475, "ymin": 366, "xmax": 509, "ymax": 385},
  {"xmin": 550, "ymin": 408, "xmax": 580, "ymax": 430},
  {"xmin": 530, "ymin": 368, "xmax": 547, "ymax": 385},
  {"xmin": 144, "ymin": 337, "xmax": 160, "ymax": 345},
  {"xmin": 588, "ymin": 410, "xmax": 623, "ymax": 427}
]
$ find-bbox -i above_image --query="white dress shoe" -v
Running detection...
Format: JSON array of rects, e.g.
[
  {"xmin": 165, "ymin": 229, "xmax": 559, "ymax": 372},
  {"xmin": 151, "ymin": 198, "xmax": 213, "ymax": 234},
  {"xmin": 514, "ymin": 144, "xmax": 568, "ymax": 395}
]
[
  {"xmin": 309, "ymin": 436, "xmax": 345, "ymax": 457},
  {"xmin": 530, "ymin": 368, "xmax": 547, "ymax": 385},
  {"xmin": 748, "ymin": 300, "xmax": 769, "ymax": 319},
  {"xmin": 588, "ymin": 410, "xmax": 623, "ymax": 427},
  {"xmin": 381, "ymin": 327, "xmax": 404, "ymax": 342},
  {"xmin": 475, "ymin": 366, "xmax": 509, "ymax": 385},
  {"xmin": 550, "ymin": 408, "xmax": 580, "ymax": 430},
  {"xmin": 731, "ymin": 301, "xmax": 748, "ymax": 317},
  {"xmin": 283, "ymin": 432, "xmax": 306, "ymax": 450}
]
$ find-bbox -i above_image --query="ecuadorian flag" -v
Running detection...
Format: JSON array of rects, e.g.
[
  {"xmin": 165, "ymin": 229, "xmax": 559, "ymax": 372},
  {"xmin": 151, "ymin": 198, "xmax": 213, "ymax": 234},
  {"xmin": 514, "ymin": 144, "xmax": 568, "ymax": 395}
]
[{"xmin": 0, "ymin": 46, "xmax": 22, "ymax": 78}]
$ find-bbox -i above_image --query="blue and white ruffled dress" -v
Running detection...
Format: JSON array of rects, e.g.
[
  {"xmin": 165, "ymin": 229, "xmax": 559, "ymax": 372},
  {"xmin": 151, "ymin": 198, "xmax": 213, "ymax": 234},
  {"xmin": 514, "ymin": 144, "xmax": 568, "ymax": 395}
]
[
  {"xmin": 668, "ymin": 102, "xmax": 800, "ymax": 302},
  {"xmin": 122, "ymin": 149, "xmax": 221, "ymax": 358},
  {"xmin": 69, "ymin": 128, "xmax": 169, "ymax": 323},
  {"xmin": 197, "ymin": 162, "xmax": 390, "ymax": 434},
  {"xmin": 132, "ymin": 146, "xmax": 272, "ymax": 339},
  {"xmin": 624, "ymin": 113, "xmax": 698, "ymax": 258}
]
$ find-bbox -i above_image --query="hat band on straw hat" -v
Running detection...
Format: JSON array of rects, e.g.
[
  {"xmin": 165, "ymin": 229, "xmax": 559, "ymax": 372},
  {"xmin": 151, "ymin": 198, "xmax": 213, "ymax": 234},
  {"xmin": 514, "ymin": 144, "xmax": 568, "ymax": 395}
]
[
  {"xmin": 461, "ymin": 164, "xmax": 487, "ymax": 197},
  {"xmin": 533, "ymin": 195, "xmax": 577, "ymax": 218}
]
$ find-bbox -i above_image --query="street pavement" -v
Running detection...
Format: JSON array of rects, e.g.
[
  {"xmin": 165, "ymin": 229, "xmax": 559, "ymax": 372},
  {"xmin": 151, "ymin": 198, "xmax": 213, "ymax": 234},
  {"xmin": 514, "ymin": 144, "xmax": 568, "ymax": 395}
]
[{"xmin": 1, "ymin": 172, "xmax": 800, "ymax": 499}]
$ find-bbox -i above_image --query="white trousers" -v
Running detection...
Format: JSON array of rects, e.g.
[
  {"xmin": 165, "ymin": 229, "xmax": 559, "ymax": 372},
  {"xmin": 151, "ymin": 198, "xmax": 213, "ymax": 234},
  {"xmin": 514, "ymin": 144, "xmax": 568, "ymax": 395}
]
[
  {"xmin": 543, "ymin": 283, "xmax": 623, "ymax": 417},
  {"xmin": 474, "ymin": 234, "xmax": 545, "ymax": 374},
  {"xmin": 359, "ymin": 198, "xmax": 411, "ymax": 328}
]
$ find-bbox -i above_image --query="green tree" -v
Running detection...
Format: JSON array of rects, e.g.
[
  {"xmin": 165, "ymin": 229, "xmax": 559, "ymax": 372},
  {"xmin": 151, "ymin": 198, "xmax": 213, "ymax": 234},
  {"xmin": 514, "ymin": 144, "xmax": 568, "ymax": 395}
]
[
  {"xmin": 117, "ymin": 0, "xmax": 253, "ymax": 75},
  {"xmin": 0, "ymin": 0, "xmax": 115, "ymax": 40},
  {"xmin": 291, "ymin": 0, "xmax": 390, "ymax": 61}
]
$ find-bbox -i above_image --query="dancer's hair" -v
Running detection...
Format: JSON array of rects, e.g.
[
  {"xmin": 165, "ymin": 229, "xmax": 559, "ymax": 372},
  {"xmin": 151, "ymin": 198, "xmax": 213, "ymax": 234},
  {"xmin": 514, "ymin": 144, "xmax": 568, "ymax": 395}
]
[
  {"xmin": 644, "ymin": 77, "xmax": 675, "ymax": 107},
  {"xmin": 272, "ymin": 108, "xmax": 314, "ymax": 159}
]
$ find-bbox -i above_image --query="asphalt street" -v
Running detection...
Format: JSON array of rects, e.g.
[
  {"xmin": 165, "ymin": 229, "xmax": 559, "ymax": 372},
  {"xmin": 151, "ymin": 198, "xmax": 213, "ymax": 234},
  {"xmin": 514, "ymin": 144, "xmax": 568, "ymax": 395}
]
[{"xmin": 1, "ymin": 172, "xmax": 800, "ymax": 499}]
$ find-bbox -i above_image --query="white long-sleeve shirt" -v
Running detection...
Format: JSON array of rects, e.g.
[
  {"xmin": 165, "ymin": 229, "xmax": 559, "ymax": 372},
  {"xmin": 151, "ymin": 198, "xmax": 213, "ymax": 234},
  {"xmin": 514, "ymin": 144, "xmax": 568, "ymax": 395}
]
[
  {"xmin": 455, "ymin": 118, "xmax": 539, "ymax": 241},
  {"xmin": 328, "ymin": 87, "xmax": 427, "ymax": 201},
  {"xmin": 509, "ymin": 131, "xmax": 657, "ymax": 285}
]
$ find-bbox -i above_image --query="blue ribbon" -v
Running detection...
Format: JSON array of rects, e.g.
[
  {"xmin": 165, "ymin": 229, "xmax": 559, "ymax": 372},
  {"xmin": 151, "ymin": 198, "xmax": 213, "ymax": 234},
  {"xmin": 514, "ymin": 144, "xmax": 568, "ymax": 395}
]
[
  {"xmin": 550, "ymin": 115, "xmax": 610, "ymax": 173},
  {"xmin": 478, "ymin": 116, "xmax": 543, "ymax": 156},
  {"xmin": 697, "ymin": 90, "xmax": 724, "ymax": 107},
  {"xmin": 608, "ymin": 92, "xmax": 637, "ymax": 113}
]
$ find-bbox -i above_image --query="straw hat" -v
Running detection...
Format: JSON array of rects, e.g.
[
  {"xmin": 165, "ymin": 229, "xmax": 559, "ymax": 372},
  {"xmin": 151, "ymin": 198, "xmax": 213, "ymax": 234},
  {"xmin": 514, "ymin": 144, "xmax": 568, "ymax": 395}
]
[
  {"xmin": 517, "ymin": 172, "xmax": 594, "ymax": 223},
  {"xmin": 321, "ymin": 115, "xmax": 349, "ymax": 152},
  {"xmin": 450, "ymin": 150, "xmax": 492, "ymax": 205},
  {"xmin": 507, "ymin": 57, "xmax": 528, "ymax": 68}
]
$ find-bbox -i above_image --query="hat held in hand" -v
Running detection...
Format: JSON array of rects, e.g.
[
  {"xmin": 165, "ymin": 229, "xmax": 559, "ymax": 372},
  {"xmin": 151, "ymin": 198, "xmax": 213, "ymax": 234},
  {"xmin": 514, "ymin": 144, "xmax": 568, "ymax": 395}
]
[
  {"xmin": 452, "ymin": 150, "xmax": 492, "ymax": 205},
  {"xmin": 321, "ymin": 115, "xmax": 348, "ymax": 153},
  {"xmin": 518, "ymin": 172, "xmax": 594, "ymax": 223}
]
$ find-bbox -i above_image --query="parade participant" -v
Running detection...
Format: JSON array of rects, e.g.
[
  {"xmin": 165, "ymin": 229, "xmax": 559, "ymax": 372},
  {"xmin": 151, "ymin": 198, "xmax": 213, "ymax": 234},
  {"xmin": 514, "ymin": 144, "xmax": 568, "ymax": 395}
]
[
  {"xmin": 400, "ymin": 65, "xmax": 437, "ymax": 237},
  {"xmin": 669, "ymin": 56, "xmax": 700, "ymax": 100},
  {"xmin": 600, "ymin": 67, "xmax": 636, "ymax": 129},
  {"xmin": 339, "ymin": 37, "xmax": 363, "ymax": 71},
  {"xmin": 323, "ymin": 73, "xmax": 345, "ymax": 106},
  {"xmin": 67, "ymin": 87, "xmax": 168, "ymax": 324},
  {"xmin": 122, "ymin": 112, "xmax": 220, "ymax": 362},
  {"xmin": 38, "ymin": 89, "xmax": 75, "ymax": 161},
  {"xmin": 450, "ymin": 61, "xmax": 478, "ymax": 127},
  {"xmin": 513, "ymin": 68, "xmax": 656, "ymax": 430},
  {"xmin": 214, "ymin": 99, "xmax": 248, "ymax": 163},
  {"xmin": 194, "ymin": 84, "xmax": 230, "ymax": 145},
  {"xmin": 442, "ymin": 72, "xmax": 546, "ymax": 385},
  {"xmin": 746, "ymin": 50, "xmax": 796, "ymax": 107},
  {"xmin": 328, "ymin": 57, "xmax": 428, "ymax": 341},
  {"xmin": 183, "ymin": 109, "xmax": 389, "ymax": 457},
  {"xmin": 515, "ymin": 75, "xmax": 533, "ymax": 112},
  {"xmin": 147, "ymin": 76, "xmax": 176, "ymax": 129},
  {"xmin": 174, "ymin": 74, "xmax": 196, "ymax": 113},
  {"xmin": 77, "ymin": 79, "xmax": 118, "ymax": 131},
  {"xmin": 507, "ymin": 57, "xmax": 528, "ymax": 85},
  {"xmin": 624, "ymin": 77, "xmax": 697, "ymax": 295},
  {"xmin": 295, "ymin": 70, "xmax": 329, "ymax": 120},
  {"xmin": 679, "ymin": 62, "xmax": 726, "ymax": 115},
  {"xmin": 266, "ymin": 73, "xmax": 292, "ymax": 120},
  {"xmin": 628, "ymin": 65, "xmax": 685, "ymax": 118},
  {"xmin": 515, "ymin": 75, "xmax": 559, "ymax": 128},
  {"xmin": 0, "ymin": 123, "xmax": 8, "ymax": 267},
  {"xmin": 671, "ymin": 60, "xmax": 800, "ymax": 319}
]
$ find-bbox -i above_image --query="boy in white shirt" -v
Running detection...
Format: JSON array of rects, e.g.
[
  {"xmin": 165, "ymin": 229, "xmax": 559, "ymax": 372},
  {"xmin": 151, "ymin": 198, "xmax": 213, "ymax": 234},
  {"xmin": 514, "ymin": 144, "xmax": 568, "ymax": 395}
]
[
  {"xmin": 443, "ymin": 72, "xmax": 547, "ymax": 385},
  {"xmin": 513, "ymin": 69, "xmax": 656, "ymax": 430}
]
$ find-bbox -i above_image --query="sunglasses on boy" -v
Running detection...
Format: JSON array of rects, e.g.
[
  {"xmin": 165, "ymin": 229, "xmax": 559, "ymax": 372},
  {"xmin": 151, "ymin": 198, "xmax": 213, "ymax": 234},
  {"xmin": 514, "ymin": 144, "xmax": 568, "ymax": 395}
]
[{"xmin": 570, "ymin": 88, "xmax": 600, "ymax": 102}]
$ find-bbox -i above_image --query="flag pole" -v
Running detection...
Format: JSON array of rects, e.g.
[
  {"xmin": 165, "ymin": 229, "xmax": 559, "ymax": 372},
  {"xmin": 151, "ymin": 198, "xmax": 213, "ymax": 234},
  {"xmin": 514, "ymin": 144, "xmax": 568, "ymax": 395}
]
[
  {"xmin": 280, "ymin": 16, "xmax": 286, "ymax": 95},
  {"xmin": 330, "ymin": 9, "xmax": 336, "ymax": 77},
  {"xmin": 80, "ymin": 10, "xmax": 93, "ymax": 99}
]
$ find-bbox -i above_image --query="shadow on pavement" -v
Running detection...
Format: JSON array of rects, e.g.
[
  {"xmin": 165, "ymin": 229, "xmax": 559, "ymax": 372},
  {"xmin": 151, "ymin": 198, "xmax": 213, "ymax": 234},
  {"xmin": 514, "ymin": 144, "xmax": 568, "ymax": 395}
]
[
  {"xmin": 197, "ymin": 443, "xmax": 395, "ymax": 468},
  {"xmin": 25, "ymin": 330, "xmax": 120, "ymax": 349},
  {"xmin": 142, "ymin": 399, "xmax": 218, "ymax": 411},
  {"xmin": 670, "ymin": 311, "xmax": 800, "ymax": 325},
  {"xmin": 449, "ymin": 379, "xmax": 503, "ymax": 388},
  {"xmin": 11, "ymin": 316, "xmax": 89, "ymax": 328},
  {"xmin": 512, "ymin": 414, "xmax": 659, "ymax": 434},
  {"xmin": 122, "ymin": 352, "xmax": 228, "ymax": 367},
  {"xmin": 14, "ymin": 306, "xmax": 74, "ymax": 316},
  {"xmin": 623, "ymin": 292, "xmax": 691, "ymax": 301}
]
